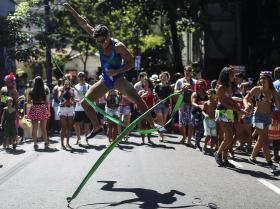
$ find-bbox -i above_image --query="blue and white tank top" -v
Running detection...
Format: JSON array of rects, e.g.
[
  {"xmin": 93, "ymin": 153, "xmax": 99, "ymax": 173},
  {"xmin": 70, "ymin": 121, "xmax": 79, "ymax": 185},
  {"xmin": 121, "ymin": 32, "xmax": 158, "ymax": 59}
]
[{"xmin": 100, "ymin": 39, "xmax": 124, "ymax": 89}]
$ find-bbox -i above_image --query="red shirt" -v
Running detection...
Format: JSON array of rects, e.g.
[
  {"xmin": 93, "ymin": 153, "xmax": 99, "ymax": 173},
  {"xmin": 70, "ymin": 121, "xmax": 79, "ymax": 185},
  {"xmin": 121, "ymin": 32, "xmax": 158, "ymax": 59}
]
[{"xmin": 142, "ymin": 92, "xmax": 156, "ymax": 109}]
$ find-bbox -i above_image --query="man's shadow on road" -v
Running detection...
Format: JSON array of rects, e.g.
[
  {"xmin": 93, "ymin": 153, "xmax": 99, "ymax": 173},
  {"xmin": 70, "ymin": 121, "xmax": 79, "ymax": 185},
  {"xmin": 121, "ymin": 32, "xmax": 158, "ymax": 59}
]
[
  {"xmin": 93, "ymin": 180, "xmax": 188, "ymax": 209},
  {"xmin": 72, "ymin": 181, "xmax": 216, "ymax": 209}
]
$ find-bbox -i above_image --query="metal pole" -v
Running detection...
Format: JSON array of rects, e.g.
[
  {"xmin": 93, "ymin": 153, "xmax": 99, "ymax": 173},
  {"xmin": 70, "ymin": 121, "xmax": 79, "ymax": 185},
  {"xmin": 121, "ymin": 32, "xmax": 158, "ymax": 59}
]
[{"xmin": 44, "ymin": 0, "xmax": 52, "ymax": 91}]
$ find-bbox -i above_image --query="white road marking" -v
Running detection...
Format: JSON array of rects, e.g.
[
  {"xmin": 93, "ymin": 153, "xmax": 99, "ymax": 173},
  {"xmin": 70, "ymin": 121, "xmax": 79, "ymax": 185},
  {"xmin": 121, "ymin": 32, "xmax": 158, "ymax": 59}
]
[
  {"xmin": 228, "ymin": 159, "xmax": 243, "ymax": 168},
  {"xmin": 257, "ymin": 179, "xmax": 280, "ymax": 195}
]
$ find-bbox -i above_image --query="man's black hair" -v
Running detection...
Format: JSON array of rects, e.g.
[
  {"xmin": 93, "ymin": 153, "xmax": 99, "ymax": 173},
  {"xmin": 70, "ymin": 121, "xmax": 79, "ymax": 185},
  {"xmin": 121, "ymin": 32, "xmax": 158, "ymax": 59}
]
[{"xmin": 93, "ymin": 24, "xmax": 109, "ymax": 38}]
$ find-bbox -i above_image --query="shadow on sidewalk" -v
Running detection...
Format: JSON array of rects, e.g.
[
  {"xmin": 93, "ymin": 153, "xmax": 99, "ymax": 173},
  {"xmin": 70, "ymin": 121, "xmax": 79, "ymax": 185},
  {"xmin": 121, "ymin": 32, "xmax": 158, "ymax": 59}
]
[
  {"xmin": 227, "ymin": 167, "xmax": 279, "ymax": 180},
  {"xmin": 146, "ymin": 141, "xmax": 176, "ymax": 150},
  {"xmin": 69, "ymin": 148, "xmax": 88, "ymax": 154},
  {"xmin": 5, "ymin": 148, "xmax": 26, "ymax": 155},
  {"xmin": 78, "ymin": 144, "xmax": 107, "ymax": 151},
  {"xmin": 35, "ymin": 147, "xmax": 59, "ymax": 153}
]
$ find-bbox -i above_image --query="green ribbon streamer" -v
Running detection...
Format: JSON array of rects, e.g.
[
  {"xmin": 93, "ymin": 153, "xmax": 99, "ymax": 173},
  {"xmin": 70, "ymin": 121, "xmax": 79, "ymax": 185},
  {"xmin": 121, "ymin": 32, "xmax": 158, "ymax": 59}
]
[
  {"xmin": 66, "ymin": 93, "xmax": 183, "ymax": 204},
  {"xmin": 40, "ymin": 23, "xmax": 184, "ymax": 204}
]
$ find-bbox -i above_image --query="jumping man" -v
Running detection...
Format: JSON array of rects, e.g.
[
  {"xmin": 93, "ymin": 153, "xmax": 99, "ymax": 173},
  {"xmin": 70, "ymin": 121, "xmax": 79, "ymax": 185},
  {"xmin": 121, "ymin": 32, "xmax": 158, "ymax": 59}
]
[{"xmin": 64, "ymin": 3, "xmax": 156, "ymax": 139}]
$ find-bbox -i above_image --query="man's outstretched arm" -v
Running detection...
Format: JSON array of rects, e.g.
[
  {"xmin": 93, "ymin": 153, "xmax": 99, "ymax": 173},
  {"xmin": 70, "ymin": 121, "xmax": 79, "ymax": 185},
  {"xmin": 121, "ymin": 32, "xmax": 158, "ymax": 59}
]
[{"xmin": 63, "ymin": 3, "xmax": 94, "ymax": 36}]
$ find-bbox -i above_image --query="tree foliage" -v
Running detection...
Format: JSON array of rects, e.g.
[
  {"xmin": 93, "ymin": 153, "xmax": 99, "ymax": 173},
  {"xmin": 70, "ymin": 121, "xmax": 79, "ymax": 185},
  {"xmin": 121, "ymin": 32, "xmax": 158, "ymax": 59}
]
[{"xmin": 3, "ymin": 0, "xmax": 212, "ymax": 74}]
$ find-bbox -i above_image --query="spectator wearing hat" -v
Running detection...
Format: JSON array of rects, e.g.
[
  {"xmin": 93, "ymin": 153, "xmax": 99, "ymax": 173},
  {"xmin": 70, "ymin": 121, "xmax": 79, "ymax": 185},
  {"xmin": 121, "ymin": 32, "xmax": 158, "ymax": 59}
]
[
  {"xmin": 150, "ymin": 74, "xmax": 160, "ymax": 87},
  {"xmin": 73, "ymin": 71, "xmax": 91, "ymax": 145}
]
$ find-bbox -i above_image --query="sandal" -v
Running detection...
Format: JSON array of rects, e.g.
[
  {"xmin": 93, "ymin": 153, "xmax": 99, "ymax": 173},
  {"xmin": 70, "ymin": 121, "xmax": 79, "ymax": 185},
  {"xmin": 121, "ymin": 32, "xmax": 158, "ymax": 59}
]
[
  {"xmin": 180, "ymin": 138, "xmax": 186, "ymax": 143},
  {"xmin": 44, "ymin": 142, "xmax": 49, "ymax": 149}
]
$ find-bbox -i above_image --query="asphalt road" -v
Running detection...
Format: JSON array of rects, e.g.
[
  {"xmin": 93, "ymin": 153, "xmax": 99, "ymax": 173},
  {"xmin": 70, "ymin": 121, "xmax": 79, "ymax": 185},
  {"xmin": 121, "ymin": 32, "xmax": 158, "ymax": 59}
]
[{"xmin": 0, "ymin": 133, "xmax": 279, "ymax": 209}]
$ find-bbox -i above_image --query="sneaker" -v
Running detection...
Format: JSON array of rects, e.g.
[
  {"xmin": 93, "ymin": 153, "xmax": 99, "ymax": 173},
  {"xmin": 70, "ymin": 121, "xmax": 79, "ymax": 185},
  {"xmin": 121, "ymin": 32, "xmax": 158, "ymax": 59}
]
[
  {"xmin": 86, "ymin": 128, "xmax": 103, "ymax": 139},
  {"xmin": 214, "ymin": 151, "xmax": 223, "ymax": 166},
  {"xmin": 203, "ymin": 147, "xmax": 208, "ymax": 155},
  {"xmin": 248, "ymin": 156, "xmax": 258, "ymax": 165},
  {"xmin": 223, "ymin": 160, "xmax": 236, "ymax": 168}
]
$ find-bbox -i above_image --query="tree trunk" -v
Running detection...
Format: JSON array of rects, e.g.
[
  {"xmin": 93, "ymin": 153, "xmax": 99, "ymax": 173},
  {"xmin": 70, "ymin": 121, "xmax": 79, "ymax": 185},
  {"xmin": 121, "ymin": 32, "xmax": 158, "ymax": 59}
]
[{"xmin": 167, "ymin": 7, "xmax": 183, "ymax": 73}]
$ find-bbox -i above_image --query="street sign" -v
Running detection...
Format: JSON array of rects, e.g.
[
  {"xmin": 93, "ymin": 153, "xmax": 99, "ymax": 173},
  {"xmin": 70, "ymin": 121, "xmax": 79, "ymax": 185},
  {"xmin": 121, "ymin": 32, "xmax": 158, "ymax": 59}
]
[{"xmin": 135, "ymin": 56, "xmax": 141, "ymax": 71}]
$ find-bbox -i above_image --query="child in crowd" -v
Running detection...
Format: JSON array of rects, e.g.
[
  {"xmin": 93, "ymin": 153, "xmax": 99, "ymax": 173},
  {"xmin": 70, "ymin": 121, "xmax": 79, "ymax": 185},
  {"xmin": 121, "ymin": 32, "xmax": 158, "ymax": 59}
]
[
  {"xmin": 139, "ymin": 78, "xmax": 157, "ymax": 144},
  {"xmin": 105, "ymin": 89, "xmax": 120, "ymax": 143},
  {"xmin": 0, "ymin": 97, "xmax": 17, "ymax": 150},
  {"xmin": 202, "ymin": 89, "xmax": 217, "ymax": 155},
  {"xmin": 191, "ymin": 79, "xmax": 208, "ymax": 150}
]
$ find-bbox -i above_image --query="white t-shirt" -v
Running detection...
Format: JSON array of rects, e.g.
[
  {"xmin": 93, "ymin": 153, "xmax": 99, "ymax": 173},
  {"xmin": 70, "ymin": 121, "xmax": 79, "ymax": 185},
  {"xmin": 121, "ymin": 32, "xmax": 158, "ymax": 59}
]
[
  {"xmin": 174, "ymin": 78, "xmax": 196, "ymax": 91},
  {"xmin": 134, "ymin": 81, "xmax": 143, "ymax": 93},
  {"xmin": 74, "ymin": 83, "xmax": 90, "ymax": 111}
]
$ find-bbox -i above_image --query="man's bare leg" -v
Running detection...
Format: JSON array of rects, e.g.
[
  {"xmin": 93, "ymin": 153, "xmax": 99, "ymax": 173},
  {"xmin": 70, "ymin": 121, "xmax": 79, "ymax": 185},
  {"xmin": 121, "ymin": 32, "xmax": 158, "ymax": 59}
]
[
  {"xmin": 81, "ymin": 80, "xmax": 109, "ymax": 139},
  {"xmin": 115, "ymin": 78, "xmax": 155, "ymax": 128}
]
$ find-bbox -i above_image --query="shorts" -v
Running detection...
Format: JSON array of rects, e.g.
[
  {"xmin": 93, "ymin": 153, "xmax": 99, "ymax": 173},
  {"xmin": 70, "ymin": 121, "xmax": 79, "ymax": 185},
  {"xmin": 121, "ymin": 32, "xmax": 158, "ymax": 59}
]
[
  {"xmin": 119, "ymin": 105, "xmax": 131, "ymax": 115},
  {"xmin": 105, "ymin": 106, "xmax": 120, "ymax": 117},
  {"xmin": 215, "ymin": 109, "xmax": 234, "ymax": 123},
  {"xmin": 58, "ymin": 106, "xmax": 74, "ymax": 117},
  {"xmin": 73, "ymin": 111, "xmax": 91, "ymax": 123},
  {"xmin": 154, "ymin": 102, "xmax": 169, "ymax": 114},
  {"xmin": 243, "ymin": 115, "xmax": 252, "ymax": 124},
  {"xmin": 252, "ymin": 111, "xmax": 272, "ymax": 129},
  {"xmin": 203, "ymin": 117, "xmax": 217, "ymax": 137},
  {"xmin": 178, "ymin": 105, "xmax": 193, "ymax": 128}
]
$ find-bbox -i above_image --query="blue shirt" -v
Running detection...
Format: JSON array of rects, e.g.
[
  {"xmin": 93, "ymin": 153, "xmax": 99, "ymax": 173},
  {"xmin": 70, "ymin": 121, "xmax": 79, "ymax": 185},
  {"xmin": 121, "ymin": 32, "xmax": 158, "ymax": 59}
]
[{"xmin": 100, "ymin": 39, "xmax": 124, "ymax": 89}]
